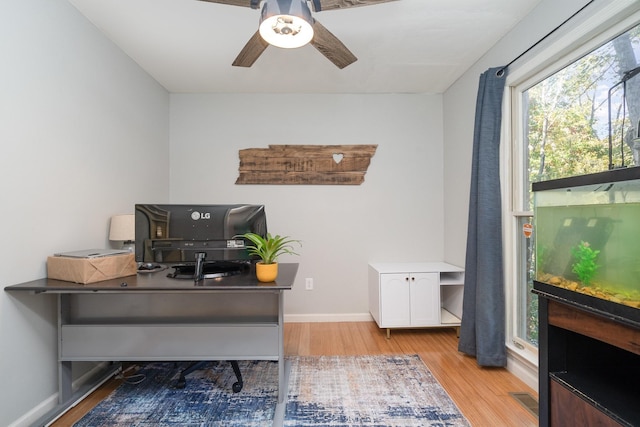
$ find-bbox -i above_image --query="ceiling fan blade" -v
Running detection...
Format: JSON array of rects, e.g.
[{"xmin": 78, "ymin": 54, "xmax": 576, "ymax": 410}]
[
  {"xmin": 310, "ymin": 0, "xmax": 398, "ymax": 12},
  {"xmin": 197, "ymin": 0, "xmax": 259, "ymax": 9},
  {"xmin": 232, "ymin": 31, "xmax": 269, "ymax": 67},
  {"xmin": 310, "ymin": 20, "xmax": 357, "ymax": 69}
]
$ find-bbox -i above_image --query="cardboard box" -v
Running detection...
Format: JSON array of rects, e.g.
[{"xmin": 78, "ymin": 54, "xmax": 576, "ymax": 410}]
[{"xmin": 47, "ymin": 253, "xmax": 137, "ymax": 284}]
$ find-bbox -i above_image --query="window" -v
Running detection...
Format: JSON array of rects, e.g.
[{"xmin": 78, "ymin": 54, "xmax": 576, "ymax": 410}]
[
  {"xmin": 510, "ymin": 17, "xmax": 640, "ymax": 355},
  {"xmin": 526, "ymin": 25, "xmax": 640, "ymax": 186}
]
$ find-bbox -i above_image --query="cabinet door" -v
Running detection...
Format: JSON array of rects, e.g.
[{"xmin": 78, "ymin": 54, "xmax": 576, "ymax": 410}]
[
  {"xmin": 410, "ymin": 272, "xmax": 440, "ymax": 326},
  {"xmin": 380, "ymin": 273, "xmax": 411, "ymax": 327}
]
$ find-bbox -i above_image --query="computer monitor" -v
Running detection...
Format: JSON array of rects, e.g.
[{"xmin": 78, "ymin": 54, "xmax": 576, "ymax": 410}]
[{"xmin": 135, "ymin": 204, "xmax": 267, "ymax": 264}]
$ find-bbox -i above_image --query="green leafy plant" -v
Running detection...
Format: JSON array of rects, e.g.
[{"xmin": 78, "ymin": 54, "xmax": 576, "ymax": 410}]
[
  {"xmin": 241, "ymin": 232, "xmax": 300, "ymax": 264},
  {"xmin": 571, "ymin": 241, "xmax": 600, "ymax": 286}
]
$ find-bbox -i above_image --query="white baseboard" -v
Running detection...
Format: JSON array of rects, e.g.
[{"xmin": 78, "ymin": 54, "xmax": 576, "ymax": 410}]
[
  {"xmin": 284, "ymin": 313, "xmax": 373, "ymax": 323},
  {"xmin": 506, "ymin": 347, "xmax": 539, "ymax": 393},
  {"xmin": 8, "ymin": 362, "xmax": 116, "ymax": 427},
  {"xmin": 8, "ymin": 393, "xmax": 58, "ymax": 427}
]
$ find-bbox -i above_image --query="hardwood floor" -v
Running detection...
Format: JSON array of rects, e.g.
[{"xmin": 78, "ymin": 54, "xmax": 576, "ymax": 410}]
[{"xmin": 51, "ymin": 322, "xmax": 538, "ymax": 426}]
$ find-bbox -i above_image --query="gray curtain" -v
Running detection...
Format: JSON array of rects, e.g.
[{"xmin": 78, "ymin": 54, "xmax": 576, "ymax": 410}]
[{"xmin": 458, "ymin": 66, "xmax": 508, "ymax": 367}]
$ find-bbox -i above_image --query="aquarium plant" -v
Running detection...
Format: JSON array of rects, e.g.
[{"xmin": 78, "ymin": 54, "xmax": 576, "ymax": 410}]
[{"xmin": 571, "ymin": 241, "xmax": 600, "ymax": 286}]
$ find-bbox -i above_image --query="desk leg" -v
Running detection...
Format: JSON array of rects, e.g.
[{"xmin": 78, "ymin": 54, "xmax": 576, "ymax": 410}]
[
  {"xmin": 278, "ymin": 290, "xmax": 285, "ymax": 403},
  {"xmin": 273, "ymin": 359, "xmax": 290, "ymax": 427},
  {"xmin": 58, "ymin": 295, "xmax": 72, "ymax": 404},
  {"xmin": 59, "ymin": 361, "xmax": 72, "ymax": 404},
  {"xmin": 274, "ymin": 291, "xmax": 289, "ymax": 427}
]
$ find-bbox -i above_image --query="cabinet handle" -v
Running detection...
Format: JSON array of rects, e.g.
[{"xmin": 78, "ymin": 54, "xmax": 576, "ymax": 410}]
[
  {"xmin": 411, "ymin": 277, "xmax": 415, "ymax": 281},
  {"xmin": 405, "ymin": 277, "xmax": 409, "ymax": 282}
]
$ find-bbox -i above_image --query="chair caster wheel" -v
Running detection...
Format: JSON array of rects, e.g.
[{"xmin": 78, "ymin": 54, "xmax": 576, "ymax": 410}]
[
  {"xmin": 175, "ymin": 377, "xmax": 187, "ymax": 389},
  {"xmin": 232, "ymin": 382, "xmax": 243, "ymax": 393}
]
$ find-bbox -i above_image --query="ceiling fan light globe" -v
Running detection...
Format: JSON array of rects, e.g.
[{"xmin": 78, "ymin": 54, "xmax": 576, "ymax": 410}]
[
  {"xmin": 259, "ymin": 0, "xmax": 314, "ymax": 49},
  {"xmin": 259, "ymin": 15, "xmax": 313, "ymax": 48}
]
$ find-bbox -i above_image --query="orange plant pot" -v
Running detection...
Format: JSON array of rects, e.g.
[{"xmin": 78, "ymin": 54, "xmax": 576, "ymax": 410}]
[{"xmin": 256, "ymin": 262, "xmax": 278, "ymax": 282}]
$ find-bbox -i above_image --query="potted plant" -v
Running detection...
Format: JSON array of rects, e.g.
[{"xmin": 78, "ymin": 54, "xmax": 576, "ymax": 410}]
[{"xmin": 241, "ymin": 232, "xmax": 301, "ymax": 282}]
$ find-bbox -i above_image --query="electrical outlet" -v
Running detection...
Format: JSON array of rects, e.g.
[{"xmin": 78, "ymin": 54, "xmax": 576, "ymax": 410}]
[{"xmin": 305, "ymin": 278, "xmax": 313, "ymax": 290}]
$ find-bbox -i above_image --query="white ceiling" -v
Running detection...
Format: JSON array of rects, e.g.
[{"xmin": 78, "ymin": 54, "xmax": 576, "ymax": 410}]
[{"xmin": 67, "ymin": 0, "xmax": 542, "ymax": 93}]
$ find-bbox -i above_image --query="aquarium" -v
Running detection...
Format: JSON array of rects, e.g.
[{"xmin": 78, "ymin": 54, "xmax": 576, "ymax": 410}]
[{"xmin": 533, "ymin": 167, "xmax": 640, "ymax": 310}]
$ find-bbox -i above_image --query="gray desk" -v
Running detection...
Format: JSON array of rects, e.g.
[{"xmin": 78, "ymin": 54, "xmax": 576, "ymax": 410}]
[{"xmin": 6, "ymin": 263, "xmax": 298, "ymax": 426}]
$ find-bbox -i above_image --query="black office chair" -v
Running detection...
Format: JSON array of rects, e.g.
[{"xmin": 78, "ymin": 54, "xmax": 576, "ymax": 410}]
[
  {"xmin": 174, "ymin": 360, "xmax": 243, "ymax": 392},
  {"xmin": 173, "ymin": 253, "xmax": 244, "ymax": 392}
]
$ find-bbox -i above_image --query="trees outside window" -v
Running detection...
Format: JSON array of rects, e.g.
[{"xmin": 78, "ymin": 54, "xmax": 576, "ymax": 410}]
[{"xmin": 527, "ymin": 25, "xmax": 640, "ymax": 188}]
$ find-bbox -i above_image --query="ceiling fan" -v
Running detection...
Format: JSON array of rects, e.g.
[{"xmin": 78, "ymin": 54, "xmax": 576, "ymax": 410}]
[{"xmin": 198, "ymin": 0, "xmax": 398, "ymax": 69}]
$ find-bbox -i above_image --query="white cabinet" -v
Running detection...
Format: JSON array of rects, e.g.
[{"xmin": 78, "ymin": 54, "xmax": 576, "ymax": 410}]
[
  {"xmin": 378, "ymin": 272, "xmax": 440, "ymax": 327},
  {"xmin": 369, "ymin": 262, "xmax": 464, "ymax": 337}
]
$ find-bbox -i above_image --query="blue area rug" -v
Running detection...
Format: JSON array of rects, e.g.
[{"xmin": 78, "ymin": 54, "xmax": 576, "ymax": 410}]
[
  {"xmin": 286, "ymin": 355, "xmax": 469, "ymax": 426},
  {"xmin": 74, "ymin": 355, "xmax": 469, "ymax": 427},
  {"xmin": 74, "ymin": 360, "xmax": 278, "ymax": 427}
]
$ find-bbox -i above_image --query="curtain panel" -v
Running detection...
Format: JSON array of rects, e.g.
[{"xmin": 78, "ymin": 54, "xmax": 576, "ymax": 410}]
[{"xmin": 458, "ymin": 66, "xmax": 508, "ymax": 367}]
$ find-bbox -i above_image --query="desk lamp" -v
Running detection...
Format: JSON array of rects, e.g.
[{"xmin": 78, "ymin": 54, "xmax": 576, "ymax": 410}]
[{"xmin": 109, "ymin": 214, "xmax": 135, "ymax": 252}]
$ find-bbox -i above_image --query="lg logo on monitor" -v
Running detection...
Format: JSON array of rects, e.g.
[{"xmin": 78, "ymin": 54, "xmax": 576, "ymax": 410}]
[{"xmin": 190, "ymin": 211, "xmax": 211, "ymax": 221}]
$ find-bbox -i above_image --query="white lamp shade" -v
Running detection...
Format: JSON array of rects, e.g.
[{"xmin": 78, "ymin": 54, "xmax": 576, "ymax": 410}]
[
  {"xmin": 259, "ymin": 0, "xmax": 314, "ymax": 49},
  {"xmin": 109, "ymin": 214, "xmax": 135, "ymax": 242}
]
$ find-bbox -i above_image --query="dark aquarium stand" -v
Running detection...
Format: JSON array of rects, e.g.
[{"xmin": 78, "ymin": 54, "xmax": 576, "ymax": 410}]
[
  {"xmin": 534, "ymin": 281, "xmax": 640, "ymax": 426},
  {"xmin": 533, "ymin": 168, "xmax": 640, "ymax": 427}
]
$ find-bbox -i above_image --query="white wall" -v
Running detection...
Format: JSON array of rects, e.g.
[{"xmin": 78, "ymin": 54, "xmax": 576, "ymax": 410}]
[
  {"xmin": 0, "ymin": 0, "xmax": 170, "ymax": 425},
  {"xmin": 169, "ymin": 93, "xmax": 446, "ymax": 319}
]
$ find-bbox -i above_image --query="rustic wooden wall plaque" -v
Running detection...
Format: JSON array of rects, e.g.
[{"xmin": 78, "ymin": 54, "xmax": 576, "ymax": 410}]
[{"xmin": 236, "ymin": 144, "xmax": 377, "ymax": 185}]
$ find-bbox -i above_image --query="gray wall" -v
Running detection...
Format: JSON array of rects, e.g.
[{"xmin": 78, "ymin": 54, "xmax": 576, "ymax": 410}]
[
  {"xmin": 0, "ymin": 0, "xmax": 169, "ymax": 425},
  {"xmin": 169, "ymin": 93, "xmax": 445, "ymax": 319}
]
